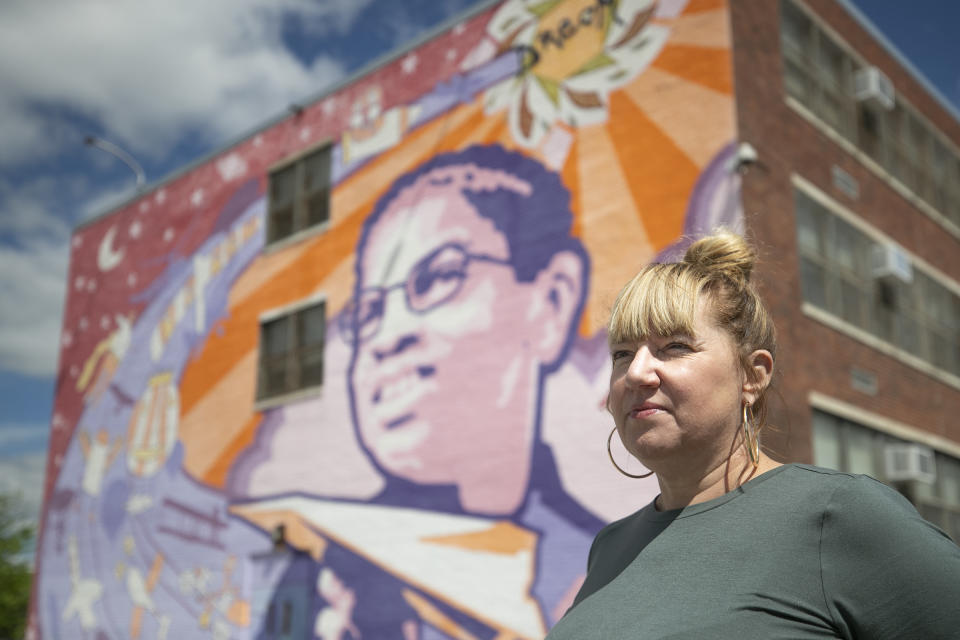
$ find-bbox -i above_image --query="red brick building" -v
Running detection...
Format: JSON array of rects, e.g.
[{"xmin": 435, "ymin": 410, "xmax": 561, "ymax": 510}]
[
  {"xmin": 31, "ymin": 1, "xmax": 960, "ymax": 638},
  {"xmin": 736, "ymin": 0, "xmax": 960, "ymax": 535}
]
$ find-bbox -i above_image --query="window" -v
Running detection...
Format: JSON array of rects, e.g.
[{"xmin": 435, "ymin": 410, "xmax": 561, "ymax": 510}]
[
  {"xmin": 795, "ymin": 188, "xmax": 960, "ymax": 376},
  {"xmin": 781, "ymin": 0, "xmax": 855, "ymax": 141},
  {"xmin": 812, "ymin": 409, "xmax": 960, "ymax": 541},
  {"xmin": 257, "ymin": 300, "xmax": 326, "ymax": 401},
  {"xmin": 267, "ymin": 144, "xmax": 332, "ymax": 245},
  {"xmin": 780, "ymin": 0, "xmax": 960, "ymax": 230}
]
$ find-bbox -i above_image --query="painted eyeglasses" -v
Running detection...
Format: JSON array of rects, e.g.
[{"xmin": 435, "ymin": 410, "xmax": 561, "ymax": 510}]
[{"xmin": 339, "ymin": 242, "xmax": 512, "ymax": 343}]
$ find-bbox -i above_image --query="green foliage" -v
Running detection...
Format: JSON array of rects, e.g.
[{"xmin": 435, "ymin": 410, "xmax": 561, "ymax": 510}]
[{"xmin": 0, "ymin": 493, "xmax": 34, "ymax": 640}]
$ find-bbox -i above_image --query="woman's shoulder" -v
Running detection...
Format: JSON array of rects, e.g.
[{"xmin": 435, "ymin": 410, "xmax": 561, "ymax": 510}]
[
  {"xmin": 781, "ymin": 463, "xmax": 907, "ymax": 497},
  {"xmin": 782, "ymin": 464, "xmax": 955, "ymax": 547},
  {"xmin": 774, "ymin": 463, "xmax": 902, "ymax": 499}
]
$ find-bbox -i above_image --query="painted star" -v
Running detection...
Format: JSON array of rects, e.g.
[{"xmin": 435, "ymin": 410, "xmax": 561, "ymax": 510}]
[{"xmin": 63, "ymin": 578, "xmax": 103, "ymax": 630}]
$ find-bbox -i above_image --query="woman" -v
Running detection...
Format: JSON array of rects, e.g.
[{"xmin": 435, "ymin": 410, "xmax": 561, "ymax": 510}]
[{"xmin": 547, "ymin": 231, "xmax": 960, "ymax": 639}]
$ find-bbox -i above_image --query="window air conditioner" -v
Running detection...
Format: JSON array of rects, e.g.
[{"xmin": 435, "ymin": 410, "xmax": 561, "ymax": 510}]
[
  {"xmin": 884, "ymin": 443, "xmax": 936, "ymax": 484},
  {"xmin": 870, "ymin": 242, "xmax": 912, "ymax": 283},
  {"xmin": 854, "ymin": 67, "xmax": 895, "ymax": 111}
]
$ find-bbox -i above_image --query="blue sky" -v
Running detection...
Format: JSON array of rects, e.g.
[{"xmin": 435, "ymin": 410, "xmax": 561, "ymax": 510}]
[{"xmin": 0, "ymin": 0, "xmax": 957, "ymax": 536}]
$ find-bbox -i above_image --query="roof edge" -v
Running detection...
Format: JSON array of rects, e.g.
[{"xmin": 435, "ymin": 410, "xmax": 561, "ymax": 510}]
[
  {"xmin": 835, "ymin": 0, "xmax": 960, "ymax": 126},
  {"xmin": 76, "ymin": 0, "xmax": 503, "ymax": 232}
]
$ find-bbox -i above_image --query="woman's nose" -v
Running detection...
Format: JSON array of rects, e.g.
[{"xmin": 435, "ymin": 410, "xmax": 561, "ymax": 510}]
[{"xmin": 625, "ymin": 348, "xmax": 660, "ymax": 388}]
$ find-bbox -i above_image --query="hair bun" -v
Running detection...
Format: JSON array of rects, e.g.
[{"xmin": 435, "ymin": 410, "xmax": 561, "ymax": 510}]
[{"xmin": 682, "ymin": 230, "xmax": 755, "ymax": 284}]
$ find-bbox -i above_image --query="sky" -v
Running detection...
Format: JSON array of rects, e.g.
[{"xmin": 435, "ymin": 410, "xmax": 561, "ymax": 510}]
[{"xmin": 0, "ymin": 0, "xmax": 958, "ymax": 544}]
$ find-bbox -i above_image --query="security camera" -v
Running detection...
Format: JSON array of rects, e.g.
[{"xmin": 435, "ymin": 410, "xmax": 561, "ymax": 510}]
[
  {"xmin": 729, "ymin": 142, "xmax": 761, "ymax": 174},
  {"xmin": 736, "ymin": 142, "xmax": 758, "ymax": 165}
]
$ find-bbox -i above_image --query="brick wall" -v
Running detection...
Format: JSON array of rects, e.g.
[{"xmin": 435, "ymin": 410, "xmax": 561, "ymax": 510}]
[{"xmin": 731, "ymin": 0, "xmax": 960, "ymax": 462}]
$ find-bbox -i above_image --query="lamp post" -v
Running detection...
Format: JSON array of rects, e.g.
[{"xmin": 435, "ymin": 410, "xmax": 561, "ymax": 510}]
[{"xmin": 83, "ymin": 136, "xmax": 146, "ymax": 190}]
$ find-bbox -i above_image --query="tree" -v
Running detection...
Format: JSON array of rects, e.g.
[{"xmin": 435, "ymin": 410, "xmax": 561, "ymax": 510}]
[{"xmin": 0, "ymin": 492, "xmax": 34, "ymax": 640}]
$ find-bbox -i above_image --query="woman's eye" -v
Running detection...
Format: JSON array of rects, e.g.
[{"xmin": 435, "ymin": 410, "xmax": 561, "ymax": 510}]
[
  {"xmin": 611, "ymin": 350, "xmax": 632, "ymax": 361},
  {"xmin": 664, "ymin": 342, "xmax": 692, "ymax": 352}
]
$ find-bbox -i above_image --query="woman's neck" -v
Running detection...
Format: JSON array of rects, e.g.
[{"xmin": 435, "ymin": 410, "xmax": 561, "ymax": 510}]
[{"xmin": 654, "ymin": 451, "xmax": 781, "ymax": 511}]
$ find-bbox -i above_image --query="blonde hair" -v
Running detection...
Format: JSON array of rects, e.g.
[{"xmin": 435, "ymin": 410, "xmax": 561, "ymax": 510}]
[{"xmin": 608, "ymin": 230, "xmax": 777, "ymax": 424}]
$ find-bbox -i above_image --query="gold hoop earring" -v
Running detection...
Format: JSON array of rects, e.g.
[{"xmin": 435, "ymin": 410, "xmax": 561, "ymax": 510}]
[
  {"xmin": 742, "ymin": 403, "xmax": 760, "ymax": 467},
  {"xmin": 607, "ymin": 427, "xmax": 654, "ymax": 478}
]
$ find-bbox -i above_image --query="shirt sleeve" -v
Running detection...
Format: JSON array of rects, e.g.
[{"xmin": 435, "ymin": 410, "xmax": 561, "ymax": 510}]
[{"xmin": 819, "ymin": 474, "xmax": 960, "ymax": 639}]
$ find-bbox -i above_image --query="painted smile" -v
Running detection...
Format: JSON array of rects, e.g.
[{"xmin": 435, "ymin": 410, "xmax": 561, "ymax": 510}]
[{"xmin": 370, "ymin": 365, "xmax": 437, "ymax": 425}]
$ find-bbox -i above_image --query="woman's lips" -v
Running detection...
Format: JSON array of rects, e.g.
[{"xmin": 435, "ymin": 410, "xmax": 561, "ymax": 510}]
[{"xmin": 630, "ymin": 403, "xmax": 666, "ymax": 418}]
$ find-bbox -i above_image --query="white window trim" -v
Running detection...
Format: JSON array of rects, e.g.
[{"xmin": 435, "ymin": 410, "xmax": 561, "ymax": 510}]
[
  {"xmin": 255, "ymin": 291, "xmax": 328, "ymax": 410},
  {"xmin": 781, "ymin": 0, "xmax": 960, "ymax": 240},
  {"xmin": 786, "ymin": 97, "xmax": 960, "ymax": 240},
  {"xmin": 809, "ymin": 391, "xmax": 960, "ymax": 460},
  {"xmin": 259, "ymin": 291, "xmax": 328, "ymax": 324},
  {"xmin": 260, "ymin": 220, "xmax": 332, "ymax": 256},
  {"xmin": 794, "ymin": 175, "xmax": 960, "ymax": 390},
  {"xmin": 801, "ymin": 302, "xmax": 960, "ymax": 391},
  {"xmin": 793, "ymin": 175, "xmax": 960, "ymax": 298},
  {"xmin": 254, "ymin": 385, "xmax": 323, "ymax": 412}
]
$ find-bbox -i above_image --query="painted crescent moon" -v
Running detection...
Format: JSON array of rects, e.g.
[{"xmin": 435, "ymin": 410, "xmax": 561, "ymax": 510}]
[{"xmin": 97, "ymin": 225, "xmax": 124, "ymax": 272}]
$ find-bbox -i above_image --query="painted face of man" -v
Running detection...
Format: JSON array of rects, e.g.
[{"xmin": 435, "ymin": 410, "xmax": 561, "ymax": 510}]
[{"xmin": 347, "ymin": 172, "xmax": 544, "ymax": 499}]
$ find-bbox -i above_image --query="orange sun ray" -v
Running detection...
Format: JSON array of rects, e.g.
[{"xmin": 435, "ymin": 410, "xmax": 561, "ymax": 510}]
[
  {"xmin": 622, "ymin": 67, "xmax": 735, "ymax": 167},
  {"xmin": 606, "ymin": 91, "xmax": 701, "ymax": 251},
  {"xmin": 651, "ymin": 43, "xmax": 733, "ymax": 95}
]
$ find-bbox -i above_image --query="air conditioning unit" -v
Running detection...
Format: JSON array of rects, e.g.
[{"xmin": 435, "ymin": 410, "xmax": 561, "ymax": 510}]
[
  {"xmin": 854, "ymin": 67, "xmax": 895, "ymax": 111},
  {"xmin": 870, "ymin": 242, "xmax": 913, "ymax": 283},
  {"xmin": 884, "ymin": 443, "xmax": 936, "ymax": 484}
]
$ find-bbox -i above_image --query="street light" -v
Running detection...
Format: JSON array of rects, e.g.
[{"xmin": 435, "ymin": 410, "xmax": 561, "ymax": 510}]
[{"xmin": 83, "ymin": 135, "xmax": 146, "ymax": 190}]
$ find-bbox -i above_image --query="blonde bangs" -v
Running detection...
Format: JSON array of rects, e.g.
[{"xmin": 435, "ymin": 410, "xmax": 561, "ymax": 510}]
[{"xmin": 607, "ymin": 264, "xmax": 702, "ymax": 345}]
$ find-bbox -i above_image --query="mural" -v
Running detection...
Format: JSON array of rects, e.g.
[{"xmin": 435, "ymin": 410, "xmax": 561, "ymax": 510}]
[{"xmin": 32, "ymin": 0, "xmax": 741, "ymax": 638}]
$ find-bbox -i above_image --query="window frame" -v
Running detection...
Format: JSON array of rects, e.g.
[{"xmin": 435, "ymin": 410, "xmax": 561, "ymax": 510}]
[
  {"xmin": 793, "ymin": 177, "xmax": 960, "ymax": 384},
  {"xmin": 264, "ymin": 140, "xmax": 334, "ymax": 250},
  {"xmin": 256, "ymin": 293, "xmax": 327, "ymax": 407},
  {"xmin": 779, "ymin": 0, "xmax": 960, "ymax": 234},
  {"xmin": 810, "ymin": 397, "xmax": 960, "ymax": 541}
]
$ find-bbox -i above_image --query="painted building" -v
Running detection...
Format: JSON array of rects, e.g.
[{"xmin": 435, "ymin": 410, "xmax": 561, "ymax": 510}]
[{"xmin": 30, "ymin": 0, "xmax": 960, "ymax": 638}]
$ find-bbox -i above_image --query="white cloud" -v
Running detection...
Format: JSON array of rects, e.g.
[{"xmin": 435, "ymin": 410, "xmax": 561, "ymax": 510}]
[
  {"xmin": 0, "ymin": 237, "xmax": 69, "ymax": 376},
  {"xmin": 0, "ymin": 177, "xmax": 75, "ymax": 240},
  {"xmin": 0, "ymin": 174, "xmax": 90, "ymax": 377},
  {"xmin": 0, "ymin": 451, "xmax": 48, "ymax": 526},
  {"xmin": 0, "ymin": 0, "xmax": 385, "ymax": 375},
  {"xmin": 0, "ymin": 172, "xmax": 148, "ymax": 376},
  {"xmin": 0, "ymin": 0, "xmax": 375, "ymax": 166}
]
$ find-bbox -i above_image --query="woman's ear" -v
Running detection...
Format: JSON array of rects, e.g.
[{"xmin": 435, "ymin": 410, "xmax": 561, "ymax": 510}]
[
  {"xmin": 742, "ymin": 349, "xmax": 774, "ymax": 405},
  {"xmin": 526, "ymin": 250, "xmax": 585, "ymax": 366}
]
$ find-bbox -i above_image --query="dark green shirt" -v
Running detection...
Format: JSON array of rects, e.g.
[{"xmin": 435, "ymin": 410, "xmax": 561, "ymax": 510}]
[{"xmin": 547, "ymin": 464, "xmax": 960, "ymax": 639}]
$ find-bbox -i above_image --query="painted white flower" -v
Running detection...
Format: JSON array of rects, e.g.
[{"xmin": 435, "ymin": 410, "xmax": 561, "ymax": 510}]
[{"xmin": 481, "ymin": 0, "xmax": 671, "ymax": 146}]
